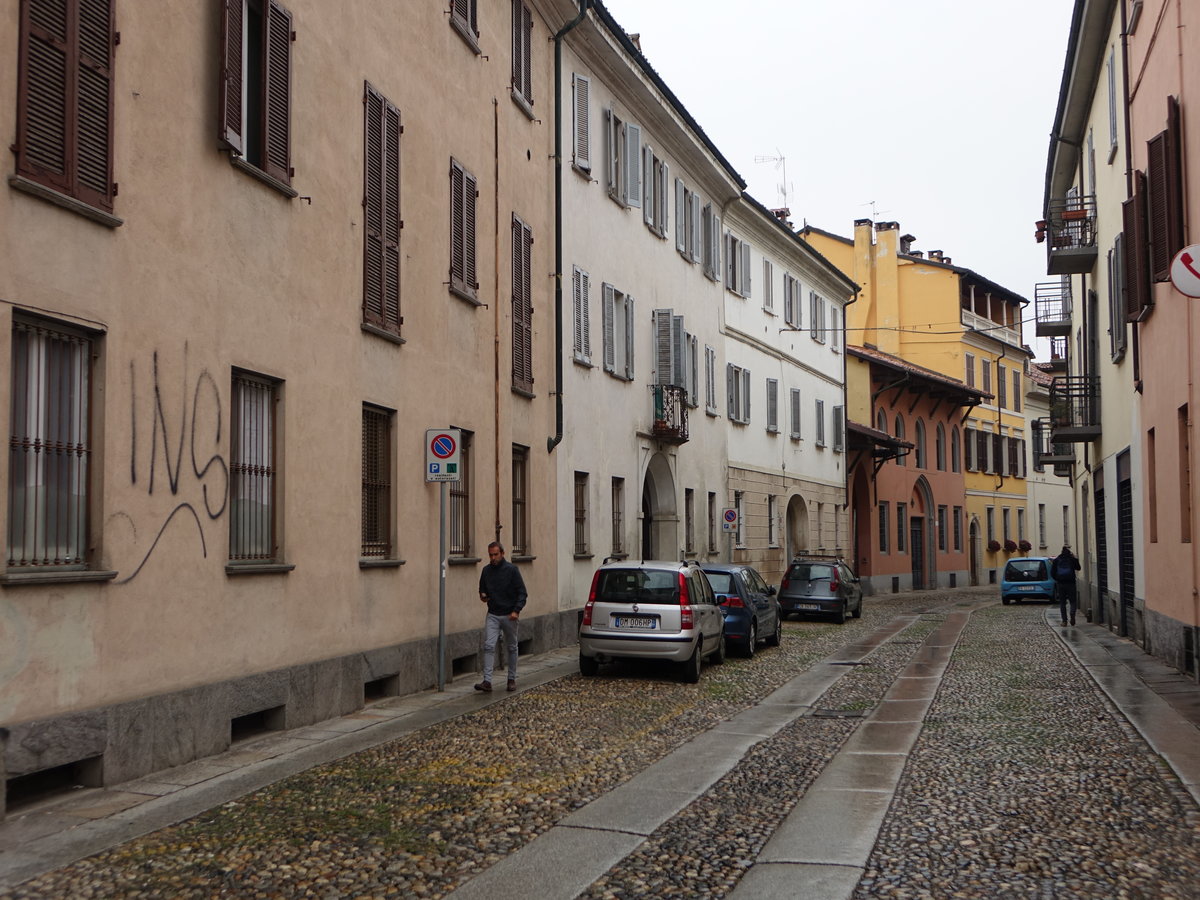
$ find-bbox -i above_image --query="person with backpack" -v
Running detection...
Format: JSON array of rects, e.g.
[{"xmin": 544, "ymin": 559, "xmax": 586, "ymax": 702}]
[{"xmin": 1051, "ymin": 545, "xmax": 1081, "ymax": 626}]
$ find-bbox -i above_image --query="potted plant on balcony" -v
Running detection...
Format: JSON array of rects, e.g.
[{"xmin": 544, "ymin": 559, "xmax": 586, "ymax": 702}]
[
  {"xmin": 1004, "ymin": 539, "xmax": 1018, "ymax": 553},
  {"xmin": 1019, "ymin": 539, "xmax": 1033, "ymax": 553},
  {"xmin": 987, "ymin": 539, "xmax": 1002, "ymax": 553}
]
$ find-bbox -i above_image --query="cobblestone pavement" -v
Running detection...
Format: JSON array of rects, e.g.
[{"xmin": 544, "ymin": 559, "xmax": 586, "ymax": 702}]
[{"xmin": 2, "ymin": 587, "xmax": 1198, "ymax": 899}]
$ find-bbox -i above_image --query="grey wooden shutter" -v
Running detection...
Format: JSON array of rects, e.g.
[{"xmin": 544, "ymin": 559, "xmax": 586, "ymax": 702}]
[
  {"xmin": 767, "ymin": 380, "xmax": 778, "ymax": 432},
  {"xmin": 741, "ymin": 242, "xmax": 751, "ymax": 297},
  {"xmin": 658, "ymin": 161, "xmax": 670, "ymax": 237},
  {"xmin": 219, "ymin": 0, "xmax": 245, "ymax": 154},
  {"xmin": 605, "ymin": 110, "xmax": 619, "ymax": 201},
  {"xmin": 653, "ymin": 309, "xmax": 674, "ymax": 385},
  {"xmin": 726, "ymin": 365, "xmax": 736, "ymax": 419},
  {"xmin": 643, "ymin": 146, "xmax": 655, "ymax": 224},
  {"xmin": 573, "ymin": 267, "xmax": 590, "ymax": 362},
  {"xmin": 741, "ymin": 369, "xmax": 751, "ymax": 422},
  {"xmin": 790, "ymin": 389, "xmax": 801, "ymax": 438},
  {"xmin": 624, "ymin": 295, "xmax": 635, "ymax": 379},
  {"xmin": 263, "ymin": 0, "xmax": 293, "ymax": 184},
  {"xmin": 671, "ymin": 315, "xmax": 687, "ymax": 387},
  {"xmin": 572, "ymin": 74, "xmax": 590, "ymax": 170},
  {"xmin": 690, "ymin": 193, "xmax": 702, "ymax": 261},
  {"xmin": 602, "ymin": 283, "xmax": 616, "ymax": 373},
  {"xmin": 675, "ymin": 179, "xmax": 686, "ymax": 252},
  {"xmin": 688, "ymin": 334, "xmax": 698, "ymax": 406},
  {"xmin": 463, "ymin": 169, "xmax": 477, "ymax": 291},
  {"xmin": 511, "ymin": 216, "xmax": 533, "ymax": 393},
  {"xmin": 625, "ymin": 122, "xmax": 641, "ymax": 208}
]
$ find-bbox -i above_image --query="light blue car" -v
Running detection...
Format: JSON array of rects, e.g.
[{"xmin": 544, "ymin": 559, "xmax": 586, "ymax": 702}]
[{"xmin": 1000, "ymin": 557, "xmax": 1056, "ymax": 605}]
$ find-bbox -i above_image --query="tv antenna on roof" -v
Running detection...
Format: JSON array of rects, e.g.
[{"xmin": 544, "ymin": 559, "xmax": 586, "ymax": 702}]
[
  {"xmin": 754, "ymin": 151, "xmax": 791, "ymax": 211},
  {"xmin": 862, "ymin": 200, "xmax": 891, "ymax": 223}
]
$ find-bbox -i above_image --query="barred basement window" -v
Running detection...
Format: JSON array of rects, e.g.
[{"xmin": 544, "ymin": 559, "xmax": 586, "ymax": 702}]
[
  {"xmin": 449, "ymin": 431, "xmax": 473, "ymax": 556},
  {"xmin": 574, "ymin": 472, "xmax": 589, "ymax": 556},
  {"xmin": 361, "ymin": 405, "xmax": 393, "ymax": 559},
  {"xmin": 230, "ymin": 371, "xmax": 280, "ymax": 562},
  {"xmin": 511, "ymin": 445, "xmax": 529, "ymax": 556},
  {"xmin": 8, "ymin": 318, "xmax": 94, "ymax": 569}
]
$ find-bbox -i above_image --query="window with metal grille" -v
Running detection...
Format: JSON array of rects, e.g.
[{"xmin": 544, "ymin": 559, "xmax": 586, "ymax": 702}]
[
  {"xmin": 878, "ymin": 502, "xmax": 889, "ymax": 553},
  {"xmin": 361, "ymin": 405, "xmax": 392, "ymax": 559},
  {"xmin": 230, "ymin": 371, "xmax": 280, "ymax": 562},
  {"xmin": 896, "ymin": 502, "xmax": 907, "ymax": 553},
  {"xmin": 685, "ymin": 488, "xmax": 695, "ymax": 554},
  {"xmin": 734, "ymin": 491, "xmax": 744, "ymax": 547},
  {"xmin": 512, "ymin": 215, "xmax": 534, "ymax": 393},
  {"xmin": 707, "ymin": 491, "xmax": 717, "ymax": 552},
  {"xmin": 363, "ymin": 83, "xmax": 402, "ymax": 337},
  {"xmin": 510, "ymin": 0, "xmax": 533, "ymax": 111},
  {"xmin": 937, "ymin": 506, "xmax": 947, "ymax": 552},
  {"xmin": 511, "ymin": 445, "xmax": 528, "ymax": 556},
  {"xmin": 15, "ymin": 0, "xmax": 116, "ymax": 214},
  {"xmin": 8, "ymin": 318, "xmax": 93, "ymax": 569},
  {"xmin": 953, "ymin": 506, "xmax": 963, "ymax": 551},
  {"xmin": 768, "ymin": 495, "xmax": 778, "ymax": 547},
  {"xmin": 220, "ymin": 0, "xmax": 293, "ymax": 187},
  {"xmin": 612, "ymin": 477, "xmax": 625, "ymax": 555},
  {"xmin": 450, "ymin": 158, "xmax": 478, "ymax": 302},
  {"xmin": 449, "ymin": 431, "xmax": 472, "ymax": 556},
  {"xmin": 574, "ymin": 472, "xmax": 589, "ymax": 556}
]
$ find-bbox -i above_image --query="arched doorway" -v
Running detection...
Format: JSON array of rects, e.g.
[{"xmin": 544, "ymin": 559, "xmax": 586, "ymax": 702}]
[
  {"xmin": 850, "ymin": 466, "xmax": 872, "ymax": 578},
  {"xmin": 968, "ymin": 517, "xmax": 981, "ymax": 586},
  {"xmin": 909, "ymin": 476, "xmax": 936, "ymax": 590},
  {"xmin": 785, "ymin": 493, "xmax": 810, "ymax": 561},
  {"xmin": 640, "ymin": 452, "xmax": 678, "ymax": 559}
]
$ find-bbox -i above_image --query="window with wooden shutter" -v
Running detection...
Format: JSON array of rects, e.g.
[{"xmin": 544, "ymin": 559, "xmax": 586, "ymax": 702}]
[
  {"xmin": 572, "ymin": 73, "xmax": 590, "ymax": 171},
  {"xmin": 1146, "ymin": 97, "xmax": 1185, "ymax": 283},
  {"xmin": 790, "ymin": 388, "xmax": 802, "ymax": 439},
  {"xmin": 450, "ymin": 0, "xmax": 480, "ymax": 52},
  {"xmin": 705, "ymin": 345, "xmax": 717, "ymax": 414},
  {"xmin": 601, "ymin": 283, "xmax": 633, "ymax": 380},
  {"xmin": 511, "ymin": 0, "xmax": 533, "ymax": 111},
  {"xmin": 815, "ymin": 399, "xmax": 826, "ymax": 447},
  {"xmin": 15, "ymin": 0, "xmax": 116, "ymax": 214},
  {"xmin": 219, "ymin": 0, "xmax": 293, "ymax": 187},
  {"xmin": 511, "ymin": 215, "xmax": 534, "ymax": 393},
  {"xmin": 766, "ymin": 379, "xmax": 779, "ymax": 433},
  {"xmin": 363, "ymin": 84, "xmax": 402, "ymax": 336},
  {"xmin": 572, "ymin": 266, "xmax": 591, "ymax": 364},
  {"xmin": 1123, "ymin": 171, "xmax": 1151, "ymax": 320},
  {"xmin": 450, "ymin": 158, "xmax": 478, "ymax": 301}
]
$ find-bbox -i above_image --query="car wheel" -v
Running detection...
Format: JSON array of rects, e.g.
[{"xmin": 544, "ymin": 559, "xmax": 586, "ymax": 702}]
[
  {"xmin": 744, "ymin": 622, "xmax": 757, "ymax": 658},
  {"xmin": 765, "ymin": 610, "xmax": 782, "ymax": 647},
  {"xmin": 579, "ymin": 653, "xmax": 599, "ymax": 677},
  {"xmin": 852, "ymin": 595, "xmax": 862, "ymax": 619},
  {"xmin": 1002, "ymin": 596, "xmax": 1011, "ymax": 605},
  {"xmin": 681, "ymin": 640, "xmax": 702, "ymax": 683},
  {"xmin": 835, "ymin": 602, "xmax": 847, "ymax": 625},
  {"xmin": 711, "ymin": 631, "xmax": 726, "ymax": 664}
]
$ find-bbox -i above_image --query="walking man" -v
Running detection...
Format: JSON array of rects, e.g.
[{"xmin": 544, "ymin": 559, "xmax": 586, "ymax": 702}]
[
  {"xmin": 1052, "ymin": 544, "xmax": 1081, "ymax": 626},
  {"xmin": 476, "ymin": 541, "xmax": 527, "ymax": 693}
]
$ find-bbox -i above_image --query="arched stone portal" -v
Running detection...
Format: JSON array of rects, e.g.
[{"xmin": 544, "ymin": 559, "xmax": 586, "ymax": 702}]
[
  {"xmin": 640, "ymin": 452, "xmax": 678, "ymax": 559},
  {"xmin": 909, "ymin": 476, "xmax": 936, "ymax": 590},
  {"xmin": 850, "ymin": 466, "xmax": 872, "ymax": 577},
  {"xmin": 785, "ymin": 494, "xmax": 810, "ymax": 561}
]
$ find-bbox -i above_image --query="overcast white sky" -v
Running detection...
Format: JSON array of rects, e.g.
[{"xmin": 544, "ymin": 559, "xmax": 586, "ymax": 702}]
[{"xmin": 598, "ymin": 0, "xmax": 1077, "ymax": 358}]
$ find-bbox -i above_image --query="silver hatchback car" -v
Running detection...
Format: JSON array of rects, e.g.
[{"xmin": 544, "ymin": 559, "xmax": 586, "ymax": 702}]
[{"xmin": 578, "ymin": 559, "xmax": 725, "ymax": 683}]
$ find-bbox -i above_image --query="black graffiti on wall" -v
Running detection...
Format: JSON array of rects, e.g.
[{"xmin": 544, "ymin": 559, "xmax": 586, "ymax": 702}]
[{"xmin": 114, "ymin": 345, "xmax": 228, "ymax": 583}]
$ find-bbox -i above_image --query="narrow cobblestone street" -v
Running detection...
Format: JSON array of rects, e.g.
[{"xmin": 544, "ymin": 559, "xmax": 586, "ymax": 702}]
[{"xmin": 2, "ymin": 587, "xmax": 1198, "ymax": 899}]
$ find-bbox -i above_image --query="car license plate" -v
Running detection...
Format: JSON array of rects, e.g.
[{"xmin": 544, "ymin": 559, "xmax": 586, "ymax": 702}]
[
  {"xmin": 616, "ymin": 616, "xmax": 655, "ymax": 629},
  {"xmin": 795, "ymin": 603, "xmax": 821, "ymax": 611},
  {"xmin": 1018, "ymin": 585, "xmax": 1036, "ymax": 592}
]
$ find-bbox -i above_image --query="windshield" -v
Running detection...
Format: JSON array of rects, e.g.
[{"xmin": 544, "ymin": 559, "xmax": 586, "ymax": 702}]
[
  {"xmin": 788, "ymin": 564, "xmax": 834, "ymax": 582},
  {"xmin": 595, "ymin": 569, "xmax": 679, "ymax": 605},
  {"xmin": 704, "ymin": 572, "xmax": 734, "ymax": 593}
]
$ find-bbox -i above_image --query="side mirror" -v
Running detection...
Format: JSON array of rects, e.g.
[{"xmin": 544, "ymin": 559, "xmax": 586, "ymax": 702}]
[{"xmin": 766, "ymin": 585, "xmax": 777, "ymax": 596}]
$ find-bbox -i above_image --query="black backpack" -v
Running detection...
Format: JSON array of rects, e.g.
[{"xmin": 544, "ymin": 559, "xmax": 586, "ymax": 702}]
[{"xmin": 1054, "ymin": 557, "xmax": 1075, "ymax": 580}]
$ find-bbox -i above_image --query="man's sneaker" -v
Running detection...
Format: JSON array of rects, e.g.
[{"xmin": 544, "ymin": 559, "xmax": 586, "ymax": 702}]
[
  {"xmin": 507, "ymin": 679, "xmax": 517, "ymax": 692},
  {"xmin": 474, "ymin": 681, "xmax": 492, "ymax": 692},
  {"xmin": 1061, "ymin": 621, "xmax": 1068, "ymax": 627},
  {"xmin": 1070, "ymin": 618, "xmax": 1076, "ymax": 626}
]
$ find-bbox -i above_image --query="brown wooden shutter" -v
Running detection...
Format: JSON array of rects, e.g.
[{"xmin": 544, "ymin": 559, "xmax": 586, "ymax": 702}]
[
  {"xmin": 450, "ymin": 160, "xmax": 477, "ymax": 297},
  {"xmin": 16, "ymin": 0, "xmax": 114, "ymax": 210},
  {"xmin": 463, "ymin": 169, "xmax": 477, "ymax": 292},
  {"xmin": 512, "ymin": 216, "xmax": 533, "ymax": 392},
  {"xmin": 521, "ymin": 3, "xmax": 533, "ymax": 103},
  {"xmin": 219, "ymin": 0, "xmax": 244, "ymax": 153},
  {"xmin": 1165, "ymin": 96, "xmax": 1185, "ymax": 263},
  {"xmin": 363, "ymin": 85, "xmax": 401, "ymax": 332},
  {"xmin": 263, "ymin": 0, "xmax": 292, "ymax": 184},
  {"xmin": 1123, "ymin": 171, "xmax": 1151, "ymax": 320},
  {"xmin": 1147, "ymin": 130, "xmax": 1171, "ymax": 281}
]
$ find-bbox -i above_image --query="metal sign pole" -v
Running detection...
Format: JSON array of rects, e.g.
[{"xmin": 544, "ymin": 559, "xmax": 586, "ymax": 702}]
[{"xmin": 438, "ymin": 480, "xmax": 447, "ymax": 692}]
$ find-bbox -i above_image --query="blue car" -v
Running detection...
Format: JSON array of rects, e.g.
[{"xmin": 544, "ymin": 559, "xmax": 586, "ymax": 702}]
[
  {"xmin": 701, "ymin": 563, "xmax": 782, "ymax": 657},
  {"xmin": 1000, "ymin": 557, "xmax": 1056, "ymax": 604}
]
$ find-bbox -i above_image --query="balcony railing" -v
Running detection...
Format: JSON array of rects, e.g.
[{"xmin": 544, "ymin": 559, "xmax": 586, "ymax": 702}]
[
  {"xmin": 1044, "ymin": 335, "xmax": 1069, "ymax": 372},
  {"xmin": 650, "ymin": 384, "xmax": 689, "ymax": 444},
  {"xmin": 1034, "ymin": 282, "xmax": 1072, "ymax": 336},
  {"xmin": 1044, "ymin": 195, "xmax": 1097, "ymax": 275},
  {"xmin": 1032, "ymin": 418, "xmax": 1075, "ymax": 465},
  {"xmin": 1049, "ymin": 375, "xmax": 1101, "ymax": 442}
]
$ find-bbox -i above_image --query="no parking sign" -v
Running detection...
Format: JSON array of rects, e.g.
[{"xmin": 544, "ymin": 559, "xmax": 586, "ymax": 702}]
[
  {"xmin": 722, "ymin": 508, "xmax": 738, "ymax": 532},
  {"xmin": 425, "ymin": 429, "xmax": 462, "ymax": 482}
]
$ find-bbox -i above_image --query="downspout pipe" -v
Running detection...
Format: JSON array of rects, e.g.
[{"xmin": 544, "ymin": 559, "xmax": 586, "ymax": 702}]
[{"xmin": 548, "ymin": 0, "xmax": 591, "ymax": 453}]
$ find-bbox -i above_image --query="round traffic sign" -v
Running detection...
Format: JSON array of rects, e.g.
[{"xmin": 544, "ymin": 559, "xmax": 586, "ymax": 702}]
[
  {"xmin": 1170, "ymin": 245, "xmax": 1200, "ymax": 298},
  {"xmin": 723, "ymin": 509, "xmax": 737, "ymax": 523},
  {"xmin": 430, "ymin": 433, "xmax": 457, "ymax": 459}
]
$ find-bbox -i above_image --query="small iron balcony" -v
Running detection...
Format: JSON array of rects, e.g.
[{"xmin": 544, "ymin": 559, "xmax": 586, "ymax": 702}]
[
  {"xmin": 1032, "ymin": 418, "xmax": 1075, "ymax": 465},
  {"xmin": 650, "ymin": 384, "xmax": 689, "ymax": 444},
  {"xmin": 1043, "ymin": 195, "xmax": 1097, "ymax": 275},
  {"xmin": 1044, "ymin": 335, "xmax": 1069, "ymax": 373},
  {"xmin": 1049, "ymin": 375, "xmax": 1101, "ymax": 442},
  {"xmin": 1034, "ymin": 282, "xmax": 1072, "ymax": 336}
]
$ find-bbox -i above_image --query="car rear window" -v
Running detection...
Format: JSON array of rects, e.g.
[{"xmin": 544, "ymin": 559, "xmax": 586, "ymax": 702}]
[
  {"xmin": 595, "ymin": 569, "xmax": 679, "ymax": 604},
  {"xmin": 704, "ymin": 572, "xmax": 734, "ymax": 593},
  {"xmin": 1005, "ymin": 560, "xmax": 1048, "ymax": 581},
  {"xmin": 787, "ymin": 563, "xmax": 834, "ymax": 582}
]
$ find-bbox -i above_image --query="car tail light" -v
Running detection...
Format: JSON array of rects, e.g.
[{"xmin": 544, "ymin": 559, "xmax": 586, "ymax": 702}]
[
  {"xmin": 829, "ymin": 567, "xmax": 840, "ymax": 591},
  {"xmin": 720, "ymin": 594, "xmax": 744, "ymax": 608},
  {"xmin": 583, "ymin": 571, "xmax": 600, "ymax": 626},
  {"xmin": 679, "ymin": 572, "xmax": 693, "ymax": 628},
  {"xmin": 780, "ymin": 577, "xmax": 790, "ymax": 591}
]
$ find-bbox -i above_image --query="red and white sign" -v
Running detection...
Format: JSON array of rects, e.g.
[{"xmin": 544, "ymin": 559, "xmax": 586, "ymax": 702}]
[{"xmin": 1170, "ymin": 245, "xmax": 1200, "ymax": 298}]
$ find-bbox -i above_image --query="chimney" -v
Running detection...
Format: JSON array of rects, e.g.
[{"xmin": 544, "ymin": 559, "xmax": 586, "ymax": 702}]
[
  {"xmin": 899, "ymin": 233, "xmax": 916, "ymax": 254},
  {"xmin": 942, "ymin": 257, "xmax": 952, "ymax": 265},
  {"xmin": 909, "ymin": 251, "xmax": 924, "ymax": 259},
  {"xmin": 875, "ymin": 221, "xmax": 899, "ymax": 233},
  {"xmin": 929, "ymin": 250, "xmax": 943, "ymax": 262}
]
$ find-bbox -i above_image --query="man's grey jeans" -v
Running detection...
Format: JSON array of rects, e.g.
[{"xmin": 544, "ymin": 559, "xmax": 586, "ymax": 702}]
[{"xmin": 482, "ymin": 613, "xmax": 519, "ymax": 683}]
